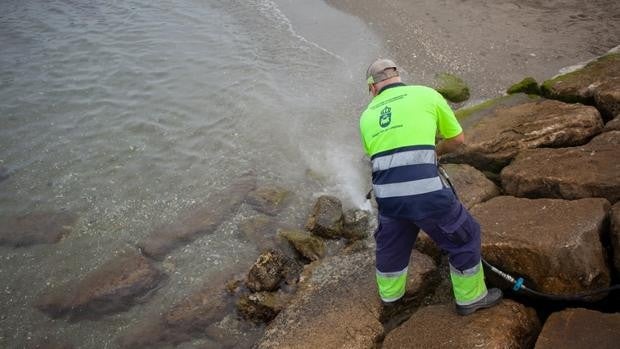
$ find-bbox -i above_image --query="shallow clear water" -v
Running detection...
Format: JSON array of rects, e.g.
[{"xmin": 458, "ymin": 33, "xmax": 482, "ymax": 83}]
[{"xmin": 0, "ymin": 0, "xmax": 380, "ymax": 347}]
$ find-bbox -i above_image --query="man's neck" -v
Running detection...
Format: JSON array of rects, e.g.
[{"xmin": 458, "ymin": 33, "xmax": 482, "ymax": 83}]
[{"xmin": 377, "ymin": 82, "xmax": 406, "ymax": 95}]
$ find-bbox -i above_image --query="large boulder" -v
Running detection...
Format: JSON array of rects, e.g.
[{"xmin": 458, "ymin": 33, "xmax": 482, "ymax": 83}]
[
  {"xmin": 501, "ymin": 131, "xmax": 620, "ymax": 203},
  {"xmin": 118, "ymin": 285, "xmax": 229, "ymax": 348},
  {"xmin": 541, "ymin": 53, "xmax": 620, "ymax": 119},
  {"xmin": 441, "ymin": 163, "xmax": 500, "ymax": 209},
  {"xmin": 382, "ymin": 300, "xmax": 540, "ymax": 349},
  {"xmin": 594, "ymin": 76, "xmax": 620, "ymax": 118},
  {"xmin": 445, "ymin": 97, "xmax": 602, "ymax": 172},
  {"xmin": 35, "ymin": 249, "xmax": 165, "ymax": 320},
  {"xmin": 0, "ymin": 212, "xmax": 77, "ymax": 247},
  {"xmin": 305, "ymin": 195, "xmax": 345, "ymax": 239},
  {"xmin": 138, "ymin": 173, "xmax": 255, "ymax": 260},
  {"xmin": 611, "ymin": 202, "xmax": 620, "ymax": 274},
  {"xmin": 256, "ymin": 249, "xmax": 437, "ymax": 349},
  {"xmin": 472, "ymin": 196, "xmax": 611, "ymax": 299},
  {"xmin": 534, "ymin": 308, "xmax": 620, "ymax": 349}
]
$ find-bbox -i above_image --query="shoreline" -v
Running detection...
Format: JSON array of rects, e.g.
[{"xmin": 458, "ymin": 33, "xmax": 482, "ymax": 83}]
[{"xmin": 324, "ymin": 0, "xmax": 620, "ymax": 101}]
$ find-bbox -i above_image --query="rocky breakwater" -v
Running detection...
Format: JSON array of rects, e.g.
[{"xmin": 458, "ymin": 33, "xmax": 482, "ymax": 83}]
[{"xmin": 399, "ymin": 49, "xmax": 619, "ymax": 348}]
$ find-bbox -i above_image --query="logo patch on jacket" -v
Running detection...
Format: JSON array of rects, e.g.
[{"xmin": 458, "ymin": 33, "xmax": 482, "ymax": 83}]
[{"xmin": 379, "ymin": 106, "xmax": 391, "ymax": 128}]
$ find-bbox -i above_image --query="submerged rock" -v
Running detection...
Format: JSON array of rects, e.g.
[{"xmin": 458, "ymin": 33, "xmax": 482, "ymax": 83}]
[
  {"xmin": 305, "ymin": 195, "xmax": 344, "ymax": 239},
  {"xmin": 507, "ymin": 77, "xmax": 540, "ymax": 95},
  {"xmin": 0, "ymin": 211, "xmax": 77, "ymax": 247},
  {"xmin": 541, "ymin": 53, "xmax": 620, "ymax": 118},
  {"xmin": 245, "ymin": 185, "xmax": 291, "ymax": 216},
  {"xmin": 236, "ymin": 291, "xmax": 291, "ymax": 323},
  {"xmin": 118, "ymin": 285, "xmax": 229, "ymax": 348},
  {"xmin": 256, "ymin": 249, "xmax": 437, "ymax": 349},
  {"xmin": 27, "ymin": 338, "xmax": 74, "ymax": 349},
  {"xmin": 440, "ymin": 163, "xmax": 500, "ymax": 209},
  {"xmin": 278, "ymin": 229, "xmax": 326, "ymax": 262},
  {"xmin": 472, "ymin": 196, "xmax": 611, "ymax": 299},
  {"xmin": 534, "ymin": 308, "xmax": 620, "ymax": 349},
  {"xmin": 35, "ymin": 249, "xmax": 165, "ymax": 320},
  {"xmin": 0, "ymin": 166, "xmax": 10, "ymax": 182},
  {"xmin": 434, "ymin": 72, "xmax": 470, "ymax": 103},
  {"xmin": 382, "ymin": 300, "xmax": 540, "ymax": 349},
  {"xmin": 238, "ymin": 215, "xmax": 280, "ymax": 250},
  {"xmin": 501, "ymin": 131, "xmax": 620, "ymax": 203},
  {"xmin": 611, "ymin": 202, "xmax": 620, "ymax": 274},
  {"xmin": 138, "ymin": 173, "xmax": 256, "ymax": 260},
  {"xmin": 246, "ymin": 249, "xmax": 301, "ymax": 292},
  {"xmin": 444, "ymin": 98, "xmax": 603, "ymax": 172}
]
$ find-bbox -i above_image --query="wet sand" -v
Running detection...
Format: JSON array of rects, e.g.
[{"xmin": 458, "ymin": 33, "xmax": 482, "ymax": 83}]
[{"xmin": 325, "ymin": 0, "xmax": 620, "ymax": 102}]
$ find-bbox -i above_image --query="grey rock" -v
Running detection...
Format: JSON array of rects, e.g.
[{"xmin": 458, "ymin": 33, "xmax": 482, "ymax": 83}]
[
  {"xmin": 305, "ymin": 195, "xmax": 344, "ymax": 239},
  {"xmin": 342, "ymin": 208, "xmax": 371, "ymax": 240}
]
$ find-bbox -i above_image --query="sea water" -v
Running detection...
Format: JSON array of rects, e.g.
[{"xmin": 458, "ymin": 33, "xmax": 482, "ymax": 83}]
[{"xmin": 0, "ymin": 0, "xmax": 381, "ymax": 347}]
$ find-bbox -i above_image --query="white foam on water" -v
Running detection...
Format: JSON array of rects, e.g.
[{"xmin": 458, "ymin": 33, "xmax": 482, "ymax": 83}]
[{"xmin": 254, "ymin": 0, "xmax": 346, "ymax": 64}]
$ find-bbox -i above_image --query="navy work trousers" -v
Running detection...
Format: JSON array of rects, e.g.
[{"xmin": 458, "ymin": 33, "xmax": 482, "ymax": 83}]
[{"xmin": 375, "ymin": 200, "xmax": 481, "ymax": 274}]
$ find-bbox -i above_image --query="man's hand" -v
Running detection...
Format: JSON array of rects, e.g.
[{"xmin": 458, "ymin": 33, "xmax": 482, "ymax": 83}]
[{"xmin": 436, "ymin": 132, "xmax": 465, "ymax": 156}]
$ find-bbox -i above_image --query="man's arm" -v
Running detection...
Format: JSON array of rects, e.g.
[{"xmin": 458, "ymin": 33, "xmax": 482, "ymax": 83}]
[{"xmin": 436, "ymin": 132, "xmax": 465, "ymax": 156}]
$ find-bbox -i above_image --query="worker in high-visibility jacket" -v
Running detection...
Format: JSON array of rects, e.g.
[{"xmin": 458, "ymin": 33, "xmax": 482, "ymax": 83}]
[{"xmin": 359, "ymin": 59, "xmax": 502, "ymax": 315}]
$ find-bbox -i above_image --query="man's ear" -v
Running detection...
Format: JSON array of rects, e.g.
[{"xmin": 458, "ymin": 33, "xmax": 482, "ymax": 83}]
[{"xmin": 369, "ymin": 84, "xmax": 377, "ymax": 96}]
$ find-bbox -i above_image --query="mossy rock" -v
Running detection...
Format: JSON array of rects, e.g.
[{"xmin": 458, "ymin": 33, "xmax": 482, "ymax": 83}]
[
  {"xmin": 541, "ymin": 53, "xmax": 620, "ymax": 105},
  {"xmin": 434, "ymin": 73, "xmax": 470, "ymax": 103},
  {"xmin": 506, "ymin": 77, "xmax": 540, "ymax": 95},
  {"xmin": 278, "ymin": 228, "xmax": 326, "ymax": 261},
  {"xmin": 454, "ymin": 93, "xmax": 540, "ymax": 129}
]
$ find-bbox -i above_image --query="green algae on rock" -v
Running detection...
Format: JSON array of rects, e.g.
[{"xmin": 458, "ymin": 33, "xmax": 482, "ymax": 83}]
[
  {"xmin": 278, "ymin": 229, "xmax": 326, "ymax": 262},
  {"xmin": 446, "ymin": 97, "xmax": 602, "ymax": 173},
  {"xmin": 434, "ymin": 72, "xmax": 470, "ymax": 103},
  {"xmin": 507, "ymin": 77, "xmax": 540, "ymax": 95},
  {"xmin": 541, "ymin": 53, "xmax": 620, "ymax": 118}
]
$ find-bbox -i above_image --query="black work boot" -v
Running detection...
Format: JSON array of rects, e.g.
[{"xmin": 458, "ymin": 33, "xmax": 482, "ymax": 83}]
[{"xmin": 455, "ymin": 288, "xmax": 503, "ymax": 316}]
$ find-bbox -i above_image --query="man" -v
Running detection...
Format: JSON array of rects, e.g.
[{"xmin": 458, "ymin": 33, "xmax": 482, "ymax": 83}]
[{"xmin": 359, "ymin": 59, "xmax": 502, "ymax": 315}]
